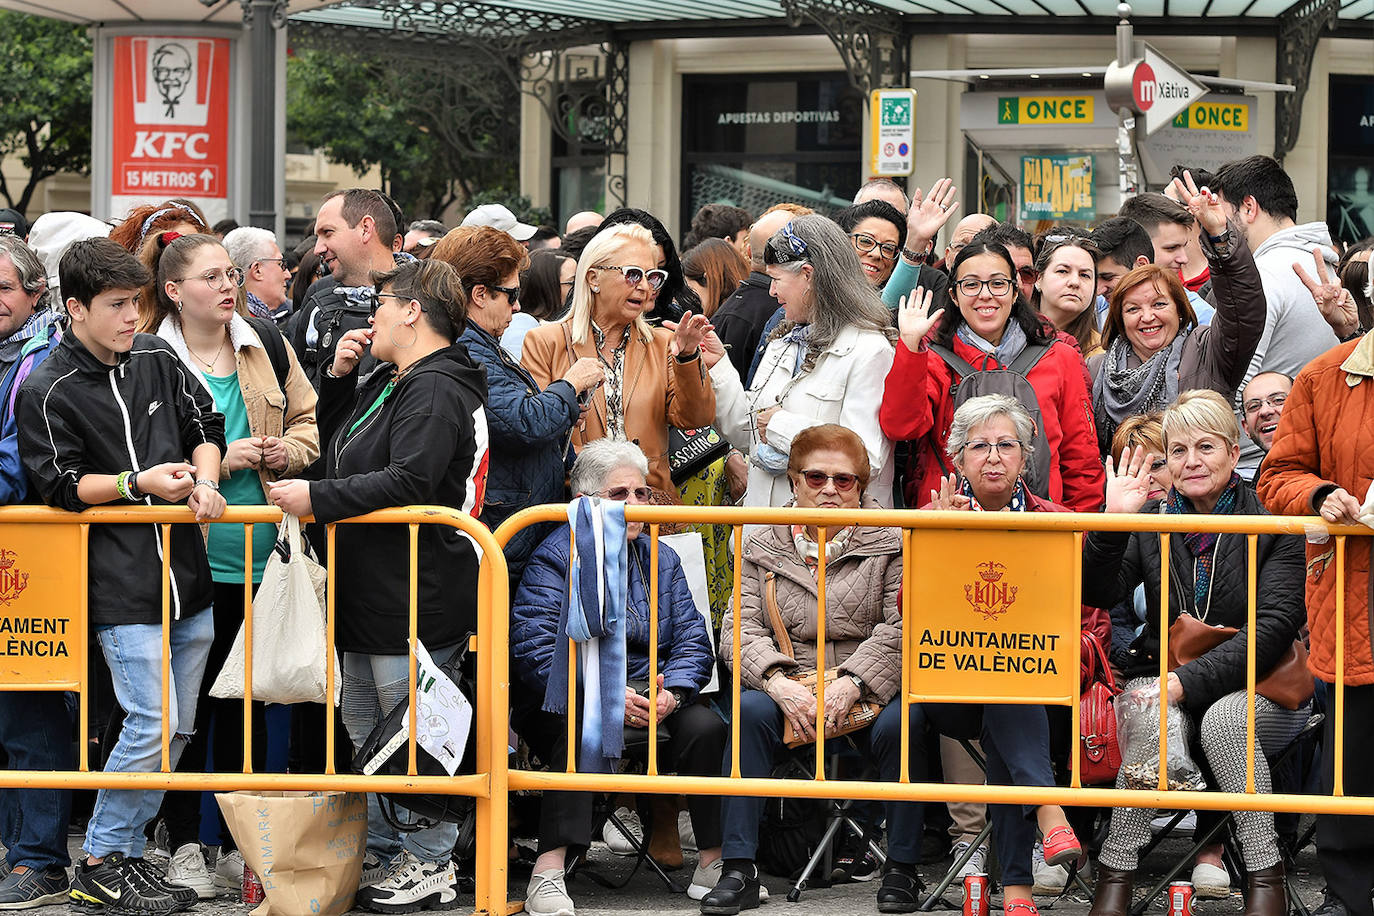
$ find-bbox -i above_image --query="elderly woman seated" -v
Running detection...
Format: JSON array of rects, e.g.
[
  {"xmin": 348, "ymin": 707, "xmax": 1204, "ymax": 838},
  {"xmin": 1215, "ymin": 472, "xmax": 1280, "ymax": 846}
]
[
  {"xmin": 511, "ymin": 439, "xmax": 725, "ymax": 916},
  {"xmin": 1085, "ymin": 390, "xmax": 1309, "ymax": 916}
]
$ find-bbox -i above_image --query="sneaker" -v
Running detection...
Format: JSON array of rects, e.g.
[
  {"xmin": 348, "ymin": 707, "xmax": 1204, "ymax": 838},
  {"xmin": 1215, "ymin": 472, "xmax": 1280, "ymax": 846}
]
[
  {"xmin": 355, "ymin": 851, "xmax": 457, "ymax": 914},
  {"xmin": 69, "ymin": 853, "xmax": 193, "ymax": 913},
  {"xmin": 1191, "ymin": 861, "xmax": 1230, "ymax": 898},
  {"xmin": 130, "ymin": 859, "xmax": 197, "ymax": 908},
  {"xmin": 679, "ymin": 810, "xmax": 698, "ymax": 854},
  {"xmin": 0, "ymin": 865, "xmax": 70, "ymax": 909},
  {"xmin": 953, "ymin": 841, "xmax": 989, "ymax": 881},
  {"xmin": 876, "ymin": 864, "xmax": 923, "ymax": 914},
  {"xmin": 602, "ymin": 808, "xmax": 643, "ymax": 857},
  {"xmin": 144, "ymin": 823, "xmax": 171, "ymax": 868},
  {"xmin": 524, "ymin": 869, "xmax": 574, "ymax": 916},
  {"xmin": 832, "ymin": 837, "xmax": 881, "ymax": 883},
  {"xmin": 361, "ymin": 852, "xmax": 391, "ymax": 889},
  {"xmin": 165, "ymin": 845, "xmax": 215, "ymax": 900},
  {"xmin": 212, "ymin": 850, "xmax": 244, "ymax": 893},
  {"xmin": 1314, "ymin": 886, "xmax": 1349, "ymax": 916},
  {"xmin": 688, "ymin": 858, "xmax": 721, "ymax": 901},
  {"xmin": 1031, "ymin": 842, "xmax": 1067, "ymax": 895},
  {"xmin": 1150, "ymin": 811, "xmax": 1196, "ymax": 835}
]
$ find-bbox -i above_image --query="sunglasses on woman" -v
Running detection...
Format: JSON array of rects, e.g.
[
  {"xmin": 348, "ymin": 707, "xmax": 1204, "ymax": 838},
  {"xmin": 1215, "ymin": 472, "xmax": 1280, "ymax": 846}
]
[
  {"xmin": 594, "ymin": 265, "xmax": 668, "ymax": 291},
  {"xmin": 597, "ymin": 485, "xmax": 653, "ymax": 502},
  {"xmin": 798, "ymin": 469, "xmax": 860, "ymax": 491}
]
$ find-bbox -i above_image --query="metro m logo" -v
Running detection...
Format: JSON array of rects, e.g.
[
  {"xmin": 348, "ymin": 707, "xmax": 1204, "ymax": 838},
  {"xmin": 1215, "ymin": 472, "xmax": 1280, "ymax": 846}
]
[{"xmin": 1137, "ymin": 81, "xmax": 1154, "ymax": 104}]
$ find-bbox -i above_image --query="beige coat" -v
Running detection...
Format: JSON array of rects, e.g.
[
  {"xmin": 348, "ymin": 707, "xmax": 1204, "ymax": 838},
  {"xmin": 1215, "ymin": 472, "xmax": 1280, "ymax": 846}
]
[{"xmin": 721, "ymin": 512, "xmax": 904, "ymax": 702}]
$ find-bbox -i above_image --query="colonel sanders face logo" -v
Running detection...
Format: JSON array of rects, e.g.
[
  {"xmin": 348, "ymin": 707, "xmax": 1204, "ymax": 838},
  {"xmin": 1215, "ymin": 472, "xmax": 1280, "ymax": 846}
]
[{"xmin": 151, "ymin": 43, "xmax": 193, "ymax": 118}]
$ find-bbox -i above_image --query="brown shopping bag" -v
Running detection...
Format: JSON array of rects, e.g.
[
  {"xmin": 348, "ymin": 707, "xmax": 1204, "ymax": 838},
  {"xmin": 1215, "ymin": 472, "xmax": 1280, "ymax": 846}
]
[{"xmin": 216, "ymin": 790, "xmax": 366, "ymax": 916}]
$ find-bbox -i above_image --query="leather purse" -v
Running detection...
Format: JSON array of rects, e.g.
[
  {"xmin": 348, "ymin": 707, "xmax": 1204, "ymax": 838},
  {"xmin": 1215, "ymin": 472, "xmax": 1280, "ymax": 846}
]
[
  {"xmin": 1167, "ymin": 612, "xmax": 1314, "ymax": 711},
  {"xmin": 761, "ymin": 572, "xmax": 884, "ymax": 748},
  {"xmin": 1079, "ymin": 629, "xmax": 1122, "ymax": 786}
]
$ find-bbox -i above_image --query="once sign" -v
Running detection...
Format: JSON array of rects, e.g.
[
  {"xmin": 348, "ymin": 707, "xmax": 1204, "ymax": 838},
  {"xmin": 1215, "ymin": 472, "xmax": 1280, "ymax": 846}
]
[
  {"xmin": 998, "ymin": 96, "xmax": 1095, "ymax": 126},
  {"xmin": 0, "ymin": 525, "xmax": 84, "ymax": 689}
]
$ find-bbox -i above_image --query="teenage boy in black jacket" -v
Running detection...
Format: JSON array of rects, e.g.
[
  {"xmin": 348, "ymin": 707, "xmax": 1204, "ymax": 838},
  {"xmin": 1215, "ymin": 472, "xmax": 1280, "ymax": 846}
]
[{"xmin": 15, "ymin": 238, "xmax": 227, "ymax": 914}]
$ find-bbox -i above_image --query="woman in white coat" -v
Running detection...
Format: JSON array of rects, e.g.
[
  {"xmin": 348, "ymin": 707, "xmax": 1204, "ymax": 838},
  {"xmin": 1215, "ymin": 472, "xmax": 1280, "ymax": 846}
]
[{"xmin": 705, "ymin": 214, "xmax": 897, "ymax": 508}]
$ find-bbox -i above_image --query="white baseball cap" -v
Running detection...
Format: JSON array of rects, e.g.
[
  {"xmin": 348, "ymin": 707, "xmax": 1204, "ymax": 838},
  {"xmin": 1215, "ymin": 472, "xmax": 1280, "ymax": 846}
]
[{"xmin": 460, "ymin": 204, "xmax": 538, "ymax": 242}]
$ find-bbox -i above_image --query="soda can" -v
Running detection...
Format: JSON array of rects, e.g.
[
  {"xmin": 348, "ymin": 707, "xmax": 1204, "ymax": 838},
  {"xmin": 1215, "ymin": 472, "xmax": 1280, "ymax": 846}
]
[
  {"xmin": 243, "ymin": 863, "xmax": 265, "ymax": 906},
  {"xmin": 1168, "ymin": 881, "xmax": 1195, "ymax": 916},
  {"xmin": 964, "ymin": 873, "xmax": 990, "ymax": 916}
]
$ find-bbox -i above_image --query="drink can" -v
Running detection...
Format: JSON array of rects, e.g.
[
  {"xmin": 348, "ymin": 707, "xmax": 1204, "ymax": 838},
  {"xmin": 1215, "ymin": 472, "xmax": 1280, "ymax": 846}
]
[
  {"xmin": 1168, "ymin": 881, "xmax": 1194, "ymax": 916},
  {"xmin": 243, "ymin": 864, "xmax": 265, "ymax": 906},
  {"xmin": 964, "ymin": 873, "xmax": 990, "ymax": 916}
]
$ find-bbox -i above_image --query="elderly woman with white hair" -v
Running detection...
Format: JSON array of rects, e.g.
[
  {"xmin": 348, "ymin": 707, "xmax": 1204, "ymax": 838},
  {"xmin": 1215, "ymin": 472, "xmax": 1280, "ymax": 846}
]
[
  {"xmin": 1086, "ymin": 389, "xmax": 1308, "ymax": 916},
  {"xmin": 222, "ymin": 226, "xmax": 293, "ymax": 323},
  {"xmin": 511, "ymin": 439, "xmax": 724, "ymax": 916}
]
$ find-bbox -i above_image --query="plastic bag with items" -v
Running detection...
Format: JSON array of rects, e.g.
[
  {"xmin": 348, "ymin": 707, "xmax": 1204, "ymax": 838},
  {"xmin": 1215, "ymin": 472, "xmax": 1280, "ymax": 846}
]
[{"xmin": 1114, "ymin": 682, "xmax": 1207, "ymax": 792}]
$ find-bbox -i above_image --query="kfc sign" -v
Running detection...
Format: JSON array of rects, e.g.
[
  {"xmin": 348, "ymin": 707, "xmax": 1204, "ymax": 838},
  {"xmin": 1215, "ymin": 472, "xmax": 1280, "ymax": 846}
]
[{"xmin": 111, "ymin": 36, "xmax": 229, "ymax": 208}]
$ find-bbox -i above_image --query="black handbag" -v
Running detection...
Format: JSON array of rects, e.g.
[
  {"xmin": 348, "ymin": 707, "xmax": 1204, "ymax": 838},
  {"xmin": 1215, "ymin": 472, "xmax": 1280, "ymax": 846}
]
[
  {"xmin": 667, "ymin": 426, "xmax": 731, "ymax": 485},
  {"xmin": 351, "ymin": 645, "xmax": 477, "ymax": 833}
]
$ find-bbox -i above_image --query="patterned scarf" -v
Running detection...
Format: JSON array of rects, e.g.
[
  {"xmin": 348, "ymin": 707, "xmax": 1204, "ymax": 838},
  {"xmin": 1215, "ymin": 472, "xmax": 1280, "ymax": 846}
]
[
  {"xmin": 790, "ymin": 523, "xmax": 856, "ymax": 577},
  {"xmin": 1165, "ymin": 473, "xmax": 1243, "ymax": 611},
  {"xmin": 1092, "ymin": 329, "xmax": 1191, "ymax": 453},
  {"xmin": 244, "ymin": 290, "xmax": 272, "ymax": 320},
  {"xmin": 957, "ymin": 476, "xmax": 1029, "ymax": 512},
  {"xmin": 591, "ymin": 322, "xmax": 632, "ymax": 439}
]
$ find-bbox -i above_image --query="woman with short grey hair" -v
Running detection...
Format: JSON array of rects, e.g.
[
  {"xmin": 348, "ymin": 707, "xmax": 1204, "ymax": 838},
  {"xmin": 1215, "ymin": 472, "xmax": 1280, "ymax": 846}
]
[
  {"xmin": 568, "ymin": 438, "xmax": 650, "ymax": 499},
  {"xmin": 944, "ymin": 393, "xmax": 1036, "ymax": 468},
  {"xmin": 705, "ymin": 214, "xmax": 898, "ymax": 509}
]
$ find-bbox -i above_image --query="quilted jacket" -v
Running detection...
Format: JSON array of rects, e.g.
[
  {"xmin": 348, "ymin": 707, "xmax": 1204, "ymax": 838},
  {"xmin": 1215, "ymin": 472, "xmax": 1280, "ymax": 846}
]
[
  {"xmin": 1081, "ymin": 484, "xmax": 1306, "ymax": 713},
  {"xmin": 1258, "ymin": 333, "xmax": 1374, "ymax": 686},
  {"xmin": 721, "ymin": 503, "xmax": 904, "ymax": 702}
]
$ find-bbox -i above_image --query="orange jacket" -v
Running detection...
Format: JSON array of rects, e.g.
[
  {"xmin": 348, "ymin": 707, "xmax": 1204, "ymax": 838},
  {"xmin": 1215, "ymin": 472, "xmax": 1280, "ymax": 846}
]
[{"xmin": 1257, "ymin": 334, "xmax": 1374, "ymax": 686}]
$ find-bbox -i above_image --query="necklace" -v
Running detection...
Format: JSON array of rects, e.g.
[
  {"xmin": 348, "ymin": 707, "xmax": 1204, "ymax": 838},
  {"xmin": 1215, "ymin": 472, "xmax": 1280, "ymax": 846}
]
[{"xmin": 186, "ymin": 333, "xmax": 229, "ymax": 371}]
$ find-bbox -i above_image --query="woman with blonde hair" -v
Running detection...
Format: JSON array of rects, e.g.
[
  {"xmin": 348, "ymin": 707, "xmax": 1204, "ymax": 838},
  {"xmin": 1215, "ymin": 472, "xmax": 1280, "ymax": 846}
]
[{"xmin": 521, "ymin": 221, "xmax": 716, "ymax": 494}]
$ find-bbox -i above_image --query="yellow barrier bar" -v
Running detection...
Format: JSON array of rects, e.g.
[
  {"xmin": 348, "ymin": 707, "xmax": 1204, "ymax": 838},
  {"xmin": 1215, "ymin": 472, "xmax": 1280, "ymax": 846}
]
[
  {"xmin": 161, "ymin": 522, "xmax": 172, "ymax": 773},
  {"xmin": 1246, "ymin": 534, "xmax": 1258, "ymax": 794},
  {"xmin": 407, "ymin": 522, "xmax": 419, "ymax": 777},
  {"xmin": 900, "ymin": 528, "xmax": 912, "ymax": 785},
  {"xmin": 1070, "ymin": 531, "xmax": 1082, "ymax": 789},
  {"xmin": 79, "ymin": 523, "xmax": 90, "ymax": 773},
  {"xmin": 325, "ymin": 522, "xmax": 337, "ymax": 776},
  {"xmin": 1158, "ymin": 531, "xmax": 1169, "ymax": 792},
  {"xmin": 1336, "ymin": 535, "xmax": 1346, "ymax": 797},
  {"xmin": 565, "ymin": 525, "xmax": 576, "ymax": 776},
  {"xmin": 815, "ymin": 525, "xmax": 828, "ymax": 777},
  {"xmin": 476, "ymin": 533, "xmax": 511, "ymax": 916},
  {"xmin": 243, "ymin": 526, "xmax": 255, "ymax": 772},
  {"xmin": 648, "ymin": 523, "xmax": 660, "ymax": 777},
  {"xmin": 730, "ymin": 524, "xmax": 742, "ymax": 780}
]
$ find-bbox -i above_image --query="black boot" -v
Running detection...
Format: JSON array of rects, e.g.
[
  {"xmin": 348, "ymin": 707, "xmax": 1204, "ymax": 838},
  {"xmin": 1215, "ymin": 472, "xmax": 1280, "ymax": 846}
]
[{"xmin": 701, "ymin": 862, "xmax": 761, "ymax": 916}]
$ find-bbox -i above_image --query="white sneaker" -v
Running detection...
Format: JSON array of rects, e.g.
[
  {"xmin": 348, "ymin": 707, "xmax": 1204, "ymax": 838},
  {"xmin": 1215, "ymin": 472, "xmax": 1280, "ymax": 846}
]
[
  {"xmin": 213, "ymin": 848, "xmax": 245, "ymax": 892},
  {"xmin": 678, "ymin": 810, "xmax": 698, "ymax": 853},
  {"xmin": 165, "ymin": 843, "xmax": 217, "ymax": 899},
  {"xmin": 1151, "ymin": 811, "xmax": 1197, "ymax": 835},
  {"xmin": 355, "ymin": 851, "xmax": 457, "ymax": 913},
  {"xmin": 360, "ymin": 852, "xmax": 392, "ymax": 889},
  {"xmin": 1192, "ymin": 861, "xmax": 1231, "ymax": 898},
  {"xmin": 687, "ymin": 858, "xmax": 721, "ymax": 901},
  {"xmin": 602, "ymin": 807, "xmax": 643, "ymax": 857},
  {"xmin": 952, "ymin": 841, "xmax": 989, "ymax": 881},
  {"xmin": 524, "ymin": 869, "xmax": 575, "ymax": 916},
  {"xmin": 1031, "ymin": 841, "xmax": 1068, "ymax": 895}
]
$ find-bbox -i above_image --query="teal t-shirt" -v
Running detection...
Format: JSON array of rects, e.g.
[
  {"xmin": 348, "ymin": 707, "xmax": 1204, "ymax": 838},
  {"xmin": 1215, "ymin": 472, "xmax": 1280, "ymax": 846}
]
[{"xmin": 202, "ymin": 369, "xmax": 274, "ymax": 584}]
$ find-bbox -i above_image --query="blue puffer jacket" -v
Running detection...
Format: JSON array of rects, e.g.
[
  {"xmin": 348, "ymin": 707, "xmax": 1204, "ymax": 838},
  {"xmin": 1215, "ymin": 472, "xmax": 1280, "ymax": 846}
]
[
  {"xmin": 512, "ymin": 523, "xmax": 714, "ymax": 699},
  {"xmin": 459, "ymin": 323, "xmax": 579, "ymax": 576}
]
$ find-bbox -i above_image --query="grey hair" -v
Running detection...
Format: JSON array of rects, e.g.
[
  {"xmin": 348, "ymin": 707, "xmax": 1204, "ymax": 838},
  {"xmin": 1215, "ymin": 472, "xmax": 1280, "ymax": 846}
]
[
  {"xmin": 569, "ymin": 438, "xmax": 650, "ymax": 496},
  {"xmin": 770, "ymin": 214, "xmax": 894, "ymax": 352},
  {"xmin": 0, "ymin": 236, "xmax": 51, "ymax": 312},
  {"xmin": 946, "ymin": 394, "xmax": 1036, "ymax": 463},
  {"xmin": 222, "ymin": 226, "xmax": 279, "ymax": 270}
]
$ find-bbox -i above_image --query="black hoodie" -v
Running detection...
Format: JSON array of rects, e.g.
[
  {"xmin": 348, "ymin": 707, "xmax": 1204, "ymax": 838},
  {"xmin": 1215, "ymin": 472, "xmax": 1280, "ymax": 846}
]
[
  {"xmin": 311, "ymin": 343, "xmax": 489, "ymax": 655},
  {"xmin": 16, "ymin": 332, "xmax": 225, "ymax": 625}
]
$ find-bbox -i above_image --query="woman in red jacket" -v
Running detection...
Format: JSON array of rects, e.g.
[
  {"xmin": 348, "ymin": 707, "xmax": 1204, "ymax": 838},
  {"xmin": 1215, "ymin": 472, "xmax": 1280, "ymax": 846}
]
[{"xmin": 880, "ymin": 240, "xmax": 1104, "ymax": 511}]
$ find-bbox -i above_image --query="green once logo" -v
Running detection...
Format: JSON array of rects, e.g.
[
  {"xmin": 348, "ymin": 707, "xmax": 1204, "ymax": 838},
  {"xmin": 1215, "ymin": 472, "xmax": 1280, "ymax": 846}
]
[
  {"xmin": 998, "ymin": 97, "xmax": 1019, "ymax": 124},
  {"xmin": 882, "ymin": 97, "xmax": 911, "ymax": 126}
]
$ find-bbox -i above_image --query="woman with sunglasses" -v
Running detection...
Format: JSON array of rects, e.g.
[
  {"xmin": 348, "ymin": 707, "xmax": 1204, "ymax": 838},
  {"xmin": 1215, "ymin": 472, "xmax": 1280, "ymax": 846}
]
[
  {"xmin": 1089, "ymin": 175, "xmax": 1266, "ymax": 458},
  {"xmin": 705, "ymin": 214, "xmax": 896, "ymax": 510},
  {"xmin": 268, "ymin": 258, "xmax": 489, "ymax": 913},
  {"xmin": 511, "ymin": 439, "xmax": 723, "ymax": 916},
  {"xmin": 1030, "ymin": 229, "xmax": 1101, "ymax": 358},
  {"xmin": 834, "ymin": 200, "xmax": 906, "ymax": 290},
  {"xmin": 881, "ymin": 240, "xmax": 1104, "ymax": 512},
  {"xmin": 521, "ymin": 222, "xmax": 715, "ymax": 495},
  {"xmin": 145, "ymin": 231, "xmax": 319, "ymax": 891}
]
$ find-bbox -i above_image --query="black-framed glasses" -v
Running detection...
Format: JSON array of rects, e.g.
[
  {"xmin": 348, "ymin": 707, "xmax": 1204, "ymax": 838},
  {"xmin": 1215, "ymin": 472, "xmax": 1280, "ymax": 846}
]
[
  {"xmin": 1243, "ymin": 393, "xmax": 1288, "ymax": 414},
  {"xmin": 963, "ymin": 439, "xmax": 1022, "ymax": 458},
  {"xmin": 491, "ymin": 284, "xmax": 520, "ymax": 304},
  {"xmin": 174, "ymin": 267, "xmax": 245, "ymax": 290},
  {"xmin": 251, "ymin": 257, "xmax": 287, "ymax": 271},
  {"xmin": 798, "ymin": 469, "xmax": 860, "ymax": 491},
  {"xmin": 956, "ymin": 276, "xmax": 1014, "ymax": 297},
  {"xmin": 850, "ymin": 232, "xmax": 899, "ymax": 261},
  {"xmin": 369, "ymin": 290, "xmax": 413, "ymax": 316},
  {"xmin": 597, "ymin": 485, "xmax": 653, "ymax": 502},
  {"xmin": 593, "ymin": 265, "xmax": 668, "ymax": 291}
]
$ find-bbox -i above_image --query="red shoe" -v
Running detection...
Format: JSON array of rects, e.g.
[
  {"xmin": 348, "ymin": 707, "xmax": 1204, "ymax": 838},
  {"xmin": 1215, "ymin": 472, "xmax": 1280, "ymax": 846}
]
[
  {"xmin": 1042, "ymin": 825, "xmax": 1082, "ymax": 867},
  {"xmin": 1005, "ymin": 899, "xmax": 1040, "ymax": 916}
]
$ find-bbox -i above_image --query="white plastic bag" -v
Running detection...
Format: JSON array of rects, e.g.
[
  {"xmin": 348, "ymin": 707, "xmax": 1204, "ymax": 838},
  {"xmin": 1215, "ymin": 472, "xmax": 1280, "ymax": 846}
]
[
  {"xmin": 1115, "ymin": 683, "xmax": 1206, "ymax": 792},
  {"xmin": 210, "ymin": 515, "xmax": 339, "ymax": 705}
]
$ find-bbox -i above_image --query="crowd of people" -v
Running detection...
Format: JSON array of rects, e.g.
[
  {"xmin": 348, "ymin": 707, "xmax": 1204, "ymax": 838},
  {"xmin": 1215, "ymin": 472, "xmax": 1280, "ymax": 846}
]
[{"xmin": 0, "ymin": 152, "xmax": 1372, "ymax": 916}]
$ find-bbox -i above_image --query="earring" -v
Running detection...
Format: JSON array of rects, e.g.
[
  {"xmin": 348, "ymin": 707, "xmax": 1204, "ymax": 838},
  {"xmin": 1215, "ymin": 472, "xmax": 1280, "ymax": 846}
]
[
  {"xmin": 390, "ymin": 321, "xmax": 417, "ymax": 350},
  {"xmin": 175, "ymin": 301, "xmax": 183, "ymax": 313},
  {"xmin": 591, "ymin": 286, "xmax": 599, "ymax": 293}
]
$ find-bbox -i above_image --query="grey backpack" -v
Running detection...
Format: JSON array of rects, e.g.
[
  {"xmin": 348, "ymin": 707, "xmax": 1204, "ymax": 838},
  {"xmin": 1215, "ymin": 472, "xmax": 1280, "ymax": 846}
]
[{"xmin": 926, "ymin": 341, "xmax": 1054, "ymax": 498}]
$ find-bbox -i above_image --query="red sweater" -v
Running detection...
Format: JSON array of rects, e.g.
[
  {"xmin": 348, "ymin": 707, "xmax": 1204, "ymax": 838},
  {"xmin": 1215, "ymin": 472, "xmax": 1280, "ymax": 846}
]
[{"xmin": 880, "ymin": 333, "xmax": 1105, "ymax": 512}]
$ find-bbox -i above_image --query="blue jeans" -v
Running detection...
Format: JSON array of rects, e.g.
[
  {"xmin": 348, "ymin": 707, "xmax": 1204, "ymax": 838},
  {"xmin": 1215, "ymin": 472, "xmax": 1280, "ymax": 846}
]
[
  {"xmin": 85, "ymin": 609, "xmax": 215, "ymax": 859},
  {"xmin": 0, "ymin": 692, "xmax": 75, "ymax": 869},
  {"xmin": 341, "ymin": 648, "xmax": 459, "ymax": 865}
]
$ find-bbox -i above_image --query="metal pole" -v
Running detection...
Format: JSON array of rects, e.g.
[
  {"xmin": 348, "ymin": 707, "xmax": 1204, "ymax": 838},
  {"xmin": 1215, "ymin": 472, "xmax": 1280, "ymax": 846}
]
[
  {"xmin": 246, "ymin": 0, "xmax": 280, "ymax": 229},
  {"xmin": 1113, "ymin": 3, "xmax": 1140, "ymax": 196}
]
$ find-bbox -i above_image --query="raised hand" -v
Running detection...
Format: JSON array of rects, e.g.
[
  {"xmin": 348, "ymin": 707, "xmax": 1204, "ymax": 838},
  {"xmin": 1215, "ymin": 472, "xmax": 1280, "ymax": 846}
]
[
  {"xmin": 1104, "ymin": 444, "xmax": 1155, "ymax": 514},
  {"xmin": 1294, "ymin": 246, "xmax": 1359, "ymax": 339},
  {"xmin": 331, "ymin": 327, "xmax": 373, "ymax": 377},
  {"xmin": 1167, "ymin": 169, "xmax": 1227, "ymax": 238},
  {"xmin": 926, "ymin": 472, "xmax": 971, "ymax": 511},
  {"xmin": 668, "ymin": 310, "xmax": 711, "ymax": 358},
  {"xmin": 906, "ymin": 178, "xmax": 960, "ymax": 255},
  {"xmin": 897, "ymin": 286, "xmax": 945, "ymax": 354}
]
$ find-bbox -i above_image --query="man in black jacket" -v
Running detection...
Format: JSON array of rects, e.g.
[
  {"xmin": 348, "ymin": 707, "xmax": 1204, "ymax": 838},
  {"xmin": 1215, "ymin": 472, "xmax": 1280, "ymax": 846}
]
[
  {"xmin": 711, "ymin": 206, "xmax": 797, "ymax": 382},
  {"xmin": 16, "ymin": 239, "xmax": 227, "ymax": 915}
]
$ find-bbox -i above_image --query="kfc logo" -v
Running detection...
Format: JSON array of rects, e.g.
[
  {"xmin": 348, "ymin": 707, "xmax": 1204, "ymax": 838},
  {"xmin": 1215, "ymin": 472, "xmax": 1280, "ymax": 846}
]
[{"xmin": 129, "ymin": 38, "xmax": 217, "ymax": 126}]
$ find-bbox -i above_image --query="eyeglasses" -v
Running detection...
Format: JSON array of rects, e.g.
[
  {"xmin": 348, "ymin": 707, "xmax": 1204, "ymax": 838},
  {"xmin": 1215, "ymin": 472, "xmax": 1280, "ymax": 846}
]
[
  {"xmin": 369, "ymin": 290, "xmax": 413, "ymax": 316},
  {"xmin": 593, "ymin": 265, "xmax": 668, "ymax": 291},
  {"xmin": 956, "ymin": 276, "xmax": 1014, "ymax": 297},
  {"xmin": 850, "ymin": 232, "xmax": 899, "ymax": 261},
  {"xmin": 963, "ymin": 439, "xmax": 1022, "ymax": 458},
  {"xmin": 1243, "ymin": 393, "xmax": 1288, "ymax": 414},
  {"xmin": 175, "ymin": 267, "xmax": 245, "ymax": 291},
  {"xmin": 251, "ymin": 257, "xmax": 288, "ymax": 271},
  {"xmin": 490, "ymin": 284, "xmax": 520, "ymax": 304},
  {"xmin": 597, "ymin": 485, "xmax": 653, "ymax": 502},
  {"xmin": 798, "ymin": 469, "xmax": 860, "ymax": 491},
  {"xmin": 1017, "ymin": 266, "xmax": 1037, "ymax": 283}
]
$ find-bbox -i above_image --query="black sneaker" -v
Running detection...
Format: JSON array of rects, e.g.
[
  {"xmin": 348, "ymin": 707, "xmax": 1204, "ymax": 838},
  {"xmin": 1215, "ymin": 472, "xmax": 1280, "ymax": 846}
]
[
  {"xmin": 0, "ymin": 865, "xmax": 70, "ymax": 909},
  {"xmin": 1314, "ymin": 886, "xmax": 1349, "ymax": 916},
  {"xmin": 128, "ymin": 858, "xmax": 197, "ymax": 908},
  {"xmin": 69, "ymin": 854, "xmax": 193, "ymax": 913},
  {"xmin": 831, "ymin": 837, "xmax": 881, "ymax": 884}
]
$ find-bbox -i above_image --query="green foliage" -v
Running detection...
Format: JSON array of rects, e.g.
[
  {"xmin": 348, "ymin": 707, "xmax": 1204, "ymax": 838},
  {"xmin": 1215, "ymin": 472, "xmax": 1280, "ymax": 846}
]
[
  {"xmin": 464, "ymin": 189, "xmax": 552, "ymax": 229},
  {"xmin": 0, "ymin": 12, "xmax": 93, "ymax": 215},
  {"xmin": 286, "ymin": 46, "xmax": 518, "ymax": 220}
]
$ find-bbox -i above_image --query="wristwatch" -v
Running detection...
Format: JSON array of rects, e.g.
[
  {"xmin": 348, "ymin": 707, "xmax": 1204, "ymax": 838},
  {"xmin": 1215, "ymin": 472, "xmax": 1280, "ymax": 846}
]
[
  {"xmin": 668, "ymin": 686, "xmax": 688, "ymax": 709},
  {"xmin": 847, "ymin": 672, "xmax": 864, "ymax": 692}
]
